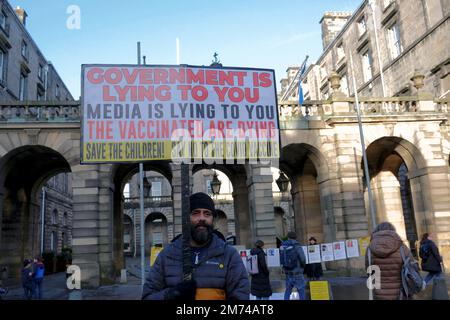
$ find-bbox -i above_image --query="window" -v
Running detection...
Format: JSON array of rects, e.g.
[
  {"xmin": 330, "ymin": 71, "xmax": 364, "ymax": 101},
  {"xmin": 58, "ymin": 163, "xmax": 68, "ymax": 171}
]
[
  {"xmin": 19, "ymin": 73, "xmax": 27, "ymax": 100},
  {"xmin": 337, "ymin": 44, "xmax": 345, "ymax": 62},
  {"xmin": 0, "ymin": 49, "xmax": 6, "ymax": 84},
  {"xmin": 62, "ymin": 212, "xmax": 68, "ymax": 226},
  {"xmin": 361, "ymin": 50, "xmax": 373, "ymax": 82},
  {"xmin": 340, "ymin": 74, "xmax": 349, "ymax": 95},
  {"xmin": 357, "ymin": 16, "xmax": 367, "ymax": 37},
  {"xmin": 151, "ymin": 181, "xmax": 162, "ymax": 198},
  {"xmin": 38, "ymin": 64, "xmax": 44, "ymax": 81},
  {"xmin": 37, "ymin": 89, "xmax": 44, "ymax": 101},
  {"xmin": 50, "ymin": 231, "xmax": 57, "ymax": 252},
  {"xmin": 320, "ymin": 63, "xmax": 327, "ymax": 81},
  {"xmin": 52, "ymin": 209, "xmax": 58, "ymax": 225},
  {"xmin": 383, "ymin": 0, "xmax": 394, "ymax": 9},
  {"xmin": 56, "ymin": 84, "xmax": 60, "ymax": 99},
  {"xmin": 21, "ymin": 41, "xmax": 27, "ymax": 59},
  {"xmin": 387, "ymin": 22, "xmax": 403, "ymax": 59},
  {"xmin": 0, "ymin": 11, "xmax": 6, "ymax": 30}
]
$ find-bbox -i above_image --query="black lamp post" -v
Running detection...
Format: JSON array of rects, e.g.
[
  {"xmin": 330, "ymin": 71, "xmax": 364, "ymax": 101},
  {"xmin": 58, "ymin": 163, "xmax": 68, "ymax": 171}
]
[
  {"xmin": 276, "ymin": 171, "xmax": 289, "ymax": 193},
  {"xmin": 211, "ymin": 171, "xmax": 222, "ymax": 196},
  {"xmin": 143, "ymin": 176, "xmax": 152, "ymax": 198}
]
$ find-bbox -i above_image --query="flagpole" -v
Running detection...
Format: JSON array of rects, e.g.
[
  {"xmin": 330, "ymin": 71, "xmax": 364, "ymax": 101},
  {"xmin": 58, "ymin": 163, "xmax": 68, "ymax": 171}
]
[
  {"xmin": 137, "ymin": 41, "xmax": 146, "ymax": 287},
  {"xmin": 281, "ymin": 55, "xmax": 309, "ymax": 102},
  {"xmin": 348, "ymin": 53, "xmax": 377, "ymax": 231}
]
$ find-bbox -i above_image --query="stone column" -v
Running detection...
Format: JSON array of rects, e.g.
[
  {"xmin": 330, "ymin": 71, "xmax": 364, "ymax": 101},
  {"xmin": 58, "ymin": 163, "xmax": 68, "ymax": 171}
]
[
  {"xmin": 71, "ymin": 164, "xmax": 103, "ymax": 288},
  {"xmin": 232, "ymin": 176, "xmax": 251, "ymax": 247},
  {"xmin": 246, "ymin": 164, "xmax": 276, "ymax": 248}
]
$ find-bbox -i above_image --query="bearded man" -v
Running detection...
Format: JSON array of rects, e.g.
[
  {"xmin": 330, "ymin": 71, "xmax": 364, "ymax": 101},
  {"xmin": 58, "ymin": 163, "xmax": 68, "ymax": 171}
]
[{"xmin": 142, "ymin": 192, "xmax": 249, "ymax": 300}]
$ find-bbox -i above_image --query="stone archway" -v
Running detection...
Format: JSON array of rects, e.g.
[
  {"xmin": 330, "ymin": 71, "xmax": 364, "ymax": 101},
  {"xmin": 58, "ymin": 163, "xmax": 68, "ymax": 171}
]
[
  {"xmin": 109, "ymin": 161, "xmax": 172, "ymax": 272},
  {"xmin": 192, "ymin": 164, "xmax": 252, "ymax": 247},
  {"xmin": 365, "ymin": 136, "xmax": 431, "ymax": 254},
  {"xmin": 280, "ymin": 143, "xmax": 329, "ymax": 244},
  {"xmin": 0, "ymin": 145, "xmax": 72, "ymax": 278}
]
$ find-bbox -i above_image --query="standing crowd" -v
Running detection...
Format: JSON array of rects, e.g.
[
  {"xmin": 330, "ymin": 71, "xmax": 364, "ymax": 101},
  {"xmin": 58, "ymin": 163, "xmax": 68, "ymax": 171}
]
[{"xmin": 21, "ymin": 257, "xmax": 45, "ymax": 300}]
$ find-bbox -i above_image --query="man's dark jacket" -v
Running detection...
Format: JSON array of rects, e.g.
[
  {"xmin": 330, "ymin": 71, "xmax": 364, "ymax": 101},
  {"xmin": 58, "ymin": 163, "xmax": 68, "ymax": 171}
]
[{"xmin": 142, "ymin": 233, "xmax": 250, "ymax": 300}]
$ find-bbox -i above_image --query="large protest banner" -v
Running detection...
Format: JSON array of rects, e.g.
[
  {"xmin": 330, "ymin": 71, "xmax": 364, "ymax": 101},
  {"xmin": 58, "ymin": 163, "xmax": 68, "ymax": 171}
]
[{"xmin": 81, "ymin": 64, "xmax": 280, "ymax": 163}]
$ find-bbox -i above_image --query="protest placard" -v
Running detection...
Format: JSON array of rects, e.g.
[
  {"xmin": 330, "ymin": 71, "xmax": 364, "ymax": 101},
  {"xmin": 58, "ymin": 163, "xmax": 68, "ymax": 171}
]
[{"xmin": 81, "ymin": 65, "xmax": 280, "ymax": 163}]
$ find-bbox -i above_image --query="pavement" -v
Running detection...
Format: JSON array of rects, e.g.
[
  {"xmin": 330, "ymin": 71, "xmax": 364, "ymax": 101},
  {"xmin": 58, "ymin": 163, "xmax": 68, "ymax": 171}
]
[{"xmin": 1, "ymin": 257, "xmax": 449, "ymax": 300}]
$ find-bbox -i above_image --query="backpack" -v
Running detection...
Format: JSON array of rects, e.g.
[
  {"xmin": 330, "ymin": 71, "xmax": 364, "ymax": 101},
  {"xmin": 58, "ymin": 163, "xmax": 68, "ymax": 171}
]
[
  {"xmin": 245, "ymin": 254, "xmax": 259, "ymax": 275},
  {"xmin": 399, "ymin": 246, "xmax": 424, "ymax": 298},
  {"xmin": 280, "ymin": 241, "xmax": 299, "ymax": 270},
  {"xmin": 34, "ymin": 265, "xmax": 45, "ymax": 279}
]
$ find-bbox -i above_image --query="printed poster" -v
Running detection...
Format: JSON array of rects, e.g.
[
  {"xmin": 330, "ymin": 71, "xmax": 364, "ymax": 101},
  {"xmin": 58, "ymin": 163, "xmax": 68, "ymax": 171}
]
[
  {"xmin": 307, "ymin": 244, "xmax": 321, "ymax": 264},
  {"xmin": 320, "ymin": 243, "xmax": 334, "ymax": 262},
  {"xmin": 345, "ymin": 239, "xmax": 360, "ymax": 258},
  {"xmin": 333, "ymin": 241, "xmax": 347, "ymax": 260}
]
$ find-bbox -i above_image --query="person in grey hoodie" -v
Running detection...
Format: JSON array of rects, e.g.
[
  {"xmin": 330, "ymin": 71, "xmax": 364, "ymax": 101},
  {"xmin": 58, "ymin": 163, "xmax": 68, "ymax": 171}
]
[{"xmin": 142, "ymin": 192, "xmax": 249, "ymax": 300}]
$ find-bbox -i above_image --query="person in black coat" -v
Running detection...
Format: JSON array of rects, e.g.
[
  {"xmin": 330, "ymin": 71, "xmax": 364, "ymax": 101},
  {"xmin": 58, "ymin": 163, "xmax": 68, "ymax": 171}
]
[
  {"xmin": 250, "ymin": 240, "xmax": 272, "ymax": 300},
  {"xmin": 304, "ymin": 237, "xmax": 323, "ymax": 280},
  {"xmin": 420, "ymin": 233, "xmax": 443, "ymax": 286}
]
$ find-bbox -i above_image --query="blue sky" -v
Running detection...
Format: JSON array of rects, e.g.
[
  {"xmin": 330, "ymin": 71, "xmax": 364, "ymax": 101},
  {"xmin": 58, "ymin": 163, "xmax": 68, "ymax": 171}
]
[{"xmin": 10, "ymin": 0, "xmax": 361, "ymax": 98}]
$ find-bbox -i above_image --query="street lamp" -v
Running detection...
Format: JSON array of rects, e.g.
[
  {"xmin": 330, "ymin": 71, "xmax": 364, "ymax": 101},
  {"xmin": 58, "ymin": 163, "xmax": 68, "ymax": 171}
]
[
  {"xmin": 276, "ymin": 171, "xmax": 289, "ymax": 193},
  {"xmin": 143, "ymin": 176, "xmax": 151, "ymax": 198},
  {"xmin": 211, "ymin": 171, "xmax": 222, "ymax": 196}
]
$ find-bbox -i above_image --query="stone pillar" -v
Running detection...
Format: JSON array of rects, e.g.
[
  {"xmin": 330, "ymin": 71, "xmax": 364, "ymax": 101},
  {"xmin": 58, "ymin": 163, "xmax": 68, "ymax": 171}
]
[
  {"xmin": 232, "ymin": 177, "xmax": 251, "ymax": 247},
  {"xmin": 71, "ymin": 164, "xmax": 103, "ymax": 288},
  {"xmin": 246, "ymin": 164, "xmax": 276, "ymax": 248},
  {"xmin": 371, "ymin": 172, "xmax": 408, "ymax": 241},
  {"xmin": 331, "ymin": 123, "xmax": 370, "ymax": 274}
]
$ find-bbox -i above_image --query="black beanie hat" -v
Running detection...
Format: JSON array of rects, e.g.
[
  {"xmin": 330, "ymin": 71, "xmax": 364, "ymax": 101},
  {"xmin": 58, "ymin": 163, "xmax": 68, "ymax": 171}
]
[{"xmin": 190, "ymin": 192, "xmax": 216, "ymax": 216}]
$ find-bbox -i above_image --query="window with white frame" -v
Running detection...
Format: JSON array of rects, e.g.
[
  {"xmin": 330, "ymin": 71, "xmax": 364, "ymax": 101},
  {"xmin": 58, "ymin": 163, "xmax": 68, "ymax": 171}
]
[
  {"xmin": 21, "ymin": 41, "xmax": 27, "ymax": 59},
  {"xmin": 320, "ymin": 63, "xmax": 327, "ymax": 81},
  {"xmin": 357, "ymin": 16, "xmax": 367, "ymax": 37},
  {"xmin": 0, "ymin": 11, "xmax": 6, "ymax": 30},
  {"xmin": 151, "ymin": 181, "xmax": 162, "ymax": 198},
  {"xmin": 50, "ymin": 231, "xmax": 57, "ymax": 252},
  {"xmin": 361, "ymin": 50, "xmax": 373, "ymax": 82},
  {"xmin": 387, "ymin": 22, "xmax": 403, "ymax": 59},
  {"xmin": 337, "ymin": 44, "xmax": 345, "ymax": 62},
  {"xmin": 0, "ymin": 49, "xmax": 6, "ymax": 83},
  {"xmin": 340, "ymin": 74, "xmax": 349, "ymax": 95},
  {"xmin": 383, "ymin": 0, "xmax": 394, "ymax": 9}
]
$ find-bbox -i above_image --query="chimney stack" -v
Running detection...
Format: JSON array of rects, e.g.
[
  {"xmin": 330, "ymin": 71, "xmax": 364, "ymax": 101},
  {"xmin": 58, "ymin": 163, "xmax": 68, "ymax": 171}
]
[
  {"xmin": 15, "ymin": 6, "xmax": 28, "ymax": 26},
  {"xmin": 319, "ymin": 12, "xmax": 352, "ymax": 50}
]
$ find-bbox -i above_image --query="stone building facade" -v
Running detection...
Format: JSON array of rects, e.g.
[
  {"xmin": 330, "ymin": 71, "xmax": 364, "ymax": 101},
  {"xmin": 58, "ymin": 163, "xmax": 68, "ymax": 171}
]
[
  {"xmin": 0, "ymin": 0, "xmax": 74, "ymax": 262},
  {"xmin": 0, "ymin": 0, "xmax": 73, "ymax": 102},
  {"xmin": 280, "ymin": 0, "xmax": 450, "ymax": 101}
]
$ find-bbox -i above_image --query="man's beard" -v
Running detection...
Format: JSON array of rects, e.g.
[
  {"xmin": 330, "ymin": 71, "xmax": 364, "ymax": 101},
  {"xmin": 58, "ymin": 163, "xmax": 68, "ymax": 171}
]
[{"xmin": 191, "ymin": 223, "xmax": 213, "ymax": 245}]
